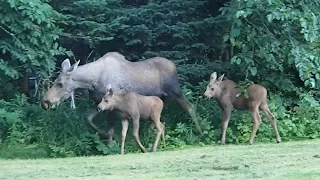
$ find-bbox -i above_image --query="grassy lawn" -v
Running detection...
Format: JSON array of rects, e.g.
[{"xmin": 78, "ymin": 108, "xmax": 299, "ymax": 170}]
[{"xmin": 1, "ymin": 139, "xmax": 320, "ymax": 180}]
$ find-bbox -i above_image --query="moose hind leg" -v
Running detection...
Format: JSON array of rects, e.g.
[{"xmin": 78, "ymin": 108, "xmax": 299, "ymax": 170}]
[
  {"xmin": 151, "ymin": 108, "xmax": 164, "ymax": 152},
  {"xmin": 164, "ymin": 76, "xmax": 203, "ymax": 135},
  {"xmin": 165, "ymin": 87, "xmax": 203, "ymax": 135},
  {"xmin": 177, "ymin": 95, "xmax": 203, "ymax": 135},
  {"xmin": 260, "ymin": 104, "xmax": 281, "ymax": 143},
  {"xmin": 248, "ymin": 105, "xmax": 261, "ymax": 145}
]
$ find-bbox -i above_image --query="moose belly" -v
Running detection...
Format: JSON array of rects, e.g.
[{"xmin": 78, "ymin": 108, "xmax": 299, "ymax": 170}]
[{"xmin": 232, "ymin": 96, "xmax": 249, "ymax": 110}]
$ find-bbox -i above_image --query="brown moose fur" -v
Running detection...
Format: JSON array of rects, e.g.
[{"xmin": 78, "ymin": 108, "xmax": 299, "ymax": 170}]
[
  {"xmin": 204, "ymin": 72, "xmax": 281, "ymax": 145},
  {"xmin": 97, "ymin": 85, "xmax": 165, "ymax": 154}
]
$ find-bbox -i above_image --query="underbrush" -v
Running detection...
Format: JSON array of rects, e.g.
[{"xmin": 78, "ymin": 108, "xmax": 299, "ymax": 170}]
[{"xmin": 1, "ymin": 86, "xmax": 320, "ymax": 159}]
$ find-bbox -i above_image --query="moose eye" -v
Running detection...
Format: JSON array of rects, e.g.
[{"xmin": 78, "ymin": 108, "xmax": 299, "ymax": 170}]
[
  {"xmin": 211, "ymin": 87, "xmax": 215, "ymax": 91},
  {"xmin": 57, "ymin": 83, "xmax": 63, "ymax": 88},
  {"xmin": 104, "ymin": 99, "xmax": 108, "ymax": 103}
]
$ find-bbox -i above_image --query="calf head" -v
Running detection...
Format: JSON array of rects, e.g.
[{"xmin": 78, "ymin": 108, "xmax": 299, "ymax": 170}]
[
  {"xmin": 204, "ymin": 72, "xmax": 224, "ymax": 99},
  {"xmin": 97, "ymin": 85, "xmax": 119, "ymax": 112},
  {"xmin": 41, "ymin": 59, "xmax": 80, "ymax": 110}
]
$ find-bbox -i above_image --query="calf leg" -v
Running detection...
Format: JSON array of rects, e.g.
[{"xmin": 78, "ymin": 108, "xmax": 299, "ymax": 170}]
[
  {"xmin": 161, "ymin": 122, "xmax": 166, "ymax": 148},
  {"xmin": 260, "ymin": 104, "xmax": 281, "ymax": 143},
  {"xmin": 120, "ymin": 118, "xmax": 129, "ymax": 155},
  {"xmin": 148, "ymin": 121, "xmax": 166, "ymax": 148},
  {"xmin": 248, "ymin": 106, "xmax": 261, "ymax": 145},
  {"xmin": 151, "ymin": 109, "xmax": 164, "ymax": 152},
  {"xmin": 148, "ymin": 122, "xmax": 155, "ymax": 136},
  {"xmin": 132, "ymin": 115, "xmax": 147, "ymax": 153},
  {"xmin": 221, "ymin": 108, "xmax": 232, "ymax": 145},
  {"xmin": 151, "ymin": 120, "xmax": 163, "ymax": 152}
]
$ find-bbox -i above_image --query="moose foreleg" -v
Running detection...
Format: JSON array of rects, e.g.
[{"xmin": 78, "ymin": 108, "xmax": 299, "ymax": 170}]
[
  {"xmin": 132, "ymin": 115, "xmax": 147, "ymax": 153},
  {"xmin": 221, "ymin": 108, "xmax": 232, "ymax": 145},
  {"xmin": 106, "ymin": 111, "xmax": 116, "ymax": 144},
  {"xmin": 87, "ymin": 109, "xmax": 102, "ymax": 133},
  {"xmin": 70, "ymin": 91, "xmax": 76, "ymax": 109},
  {"xmin": 120, "ymin": 118, "xmax": 129, "ymax": 155},
  {"xmin": 87, "ymin": 109, "xmax": 115, "ymax": 144}
]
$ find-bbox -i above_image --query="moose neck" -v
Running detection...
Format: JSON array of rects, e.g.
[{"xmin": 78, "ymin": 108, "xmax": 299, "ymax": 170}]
[
  {"xmin": 114, "ymin": 94, "xmax": 130, "ymax": 112},
  {"xmin": 71, "ymin": 63, "xmax": 102, "ymax": 91}
]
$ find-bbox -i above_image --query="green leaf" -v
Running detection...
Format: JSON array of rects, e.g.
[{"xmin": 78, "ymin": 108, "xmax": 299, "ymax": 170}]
[
  {"xmin": 236, "ymin": 10, "xmax": 244, "ymax": 18},
  {"xmin": 236, "ymin": 58, "xmax": 241, "ymax": 65},
  {"xmin": 244, "ymin": 57, "xmax": 251, "ymax": 64},
  {"xmin": 310, "ymin": 78, "xmax": 315, "ymax": 88},
  {"xmin": 231, "ymin": 56, "xmax": 238, "ymax": 64},
  {"xmin": 250, "ymin": 67, "xmax": 257, "ymax": 76},
  {"xmin": 223, "ymin": 35, "xmax": 230, "ymax": 42},
  {"xmin": 105, "ymin": 37, "xmax": 114, "ymax": 41},
  {"xmin": 231, "ymin": 28, "xmax": 240, "ymax": 37}
]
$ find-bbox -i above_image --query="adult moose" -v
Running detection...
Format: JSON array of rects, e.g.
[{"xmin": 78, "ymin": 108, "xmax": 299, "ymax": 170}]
[
  {"xmin": 41, "ymin": 52, "xmax": 203, "ymax": 144},
  {"xmin": 204, "ymin": 72, "xmax": 281, "ymax": 145}
]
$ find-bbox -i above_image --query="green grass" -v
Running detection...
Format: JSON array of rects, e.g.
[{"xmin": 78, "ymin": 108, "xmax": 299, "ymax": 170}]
[{"xmin": 1, "ymin": 139, "xmax": 320, "ymax": 180}]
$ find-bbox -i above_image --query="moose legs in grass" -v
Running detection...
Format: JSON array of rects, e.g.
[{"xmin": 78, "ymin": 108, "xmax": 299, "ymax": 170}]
[{"xmin": 204, "ymin": 72, "xmax": 281, "ymax": 145}]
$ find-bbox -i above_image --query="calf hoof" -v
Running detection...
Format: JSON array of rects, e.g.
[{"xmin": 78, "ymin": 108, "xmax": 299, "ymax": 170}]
[
  {"xmin": 248, "ymin": 141, "xmax": 253, "ymax": 145},
  {"xmin": 276, "ymin": 140, "xmax": 281, "ymax": 144},
  {"xmin": 220, "ymin": 142, "xmax": 226, "ymax": 145}
]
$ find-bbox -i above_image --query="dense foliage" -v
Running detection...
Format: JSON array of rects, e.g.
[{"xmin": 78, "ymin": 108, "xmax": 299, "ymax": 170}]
[{"xmin": 1, "ymin": 0, "xmax": 320, "ymax": 159}]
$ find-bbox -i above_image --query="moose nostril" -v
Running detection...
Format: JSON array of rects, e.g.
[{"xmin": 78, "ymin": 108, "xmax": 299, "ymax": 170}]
[
  {"xmin": 41, "ymin": 100, "xmax": 51, "ymax": 110},
  {"xmin": 97, "ymin": 107, "xmax": 102, "ymax": 112}
]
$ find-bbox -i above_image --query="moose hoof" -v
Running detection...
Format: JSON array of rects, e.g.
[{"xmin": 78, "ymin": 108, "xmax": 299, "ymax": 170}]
[
  {"xmin": 98, "ymin": 131, "xmax": 109, "ymax": 138},
  {"xmin": 140, "ymin": 149, "xmax": 147, "ymax": 153}
]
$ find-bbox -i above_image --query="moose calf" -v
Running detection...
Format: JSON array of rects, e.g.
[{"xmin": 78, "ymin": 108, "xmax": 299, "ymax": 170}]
[
  {"xmin": 204, "ymin": 72, "xmax": 281, "ymax": 145},
  {"xmin": 97, "ymin": 85, "xmax": 165, "ymax": 155}
]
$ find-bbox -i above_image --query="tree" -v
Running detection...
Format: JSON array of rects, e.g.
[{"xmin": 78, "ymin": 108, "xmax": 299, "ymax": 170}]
[
  {"xmin": 218, "ymin": 0, "xmax": 320, "ymax": 92},
  {"xmin": 0, "ymin": 0, "xmax": 71, "ymax": 99}
]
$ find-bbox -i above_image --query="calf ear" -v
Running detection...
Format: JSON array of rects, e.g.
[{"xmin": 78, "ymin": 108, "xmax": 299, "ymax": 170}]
[
  {"xmin": 210, "ymin": 72, "xmax": 217, "ymax": 81},
  {"xmin": 217, "ymin": 74, "xmax": 224, "ymax": 83}
]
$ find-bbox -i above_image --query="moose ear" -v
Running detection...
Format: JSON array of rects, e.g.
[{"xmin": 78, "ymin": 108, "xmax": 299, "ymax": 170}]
[
  {"xmin": 210, "ymin": 72, "xmax": 217, "ymax": 81},
  {"xmin": 61, "ymin": 58, "xmax": 71, "ymax": 72},
  {"xmin": 67, "ymin": 60, "xmax": 80, "ymax": 74},
  {"xmin": 217, "ymin": 74, "xmax": 225, "ymax": 83}
]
